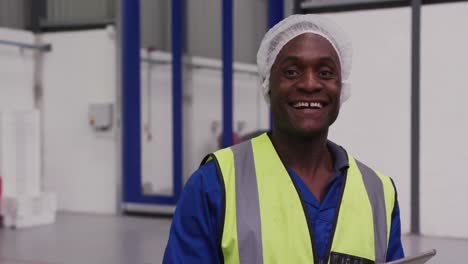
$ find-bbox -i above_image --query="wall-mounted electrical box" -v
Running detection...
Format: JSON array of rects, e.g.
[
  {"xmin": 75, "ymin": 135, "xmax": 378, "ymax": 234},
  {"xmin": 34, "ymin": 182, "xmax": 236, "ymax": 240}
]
[{"xmin": 89, "ymin": 103, "xmax": 113, "ymax": 131}]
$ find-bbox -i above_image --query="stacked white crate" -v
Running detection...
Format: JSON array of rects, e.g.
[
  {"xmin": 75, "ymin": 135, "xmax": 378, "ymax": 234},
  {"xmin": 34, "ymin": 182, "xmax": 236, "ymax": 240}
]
[{"xmin": 0, "ymin": 110, "xmax": 56, "ymax": 228}]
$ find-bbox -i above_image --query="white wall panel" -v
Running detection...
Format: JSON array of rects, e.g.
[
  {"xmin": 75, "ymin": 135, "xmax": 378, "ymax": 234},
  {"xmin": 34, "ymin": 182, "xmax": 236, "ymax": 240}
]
[
  {"xmin": 0, "ymin": 28, "xmax": 37, "ymax": 201},
  {"xmin": 42, "ymin": 29, "xmax": 117, "ymax": 214},
  {"xmin": 0, "ymin": 110, "xmax": 41, "ymax": 198},
  {"xmin": 0, "ymin": 28, "xmax": 35, "ymax": 110},
  {"xmin": 187, "ymin": 68, "xmax": 222, "ymax": 175},
  {"xmin": 327, "ymin": 8, "xmax": 412, "ymax": 234},
  {"xmin": 140, "ymin": 56, "xmax": 173, "ymax": 195},
  {"xmin": 420, "ymin": 2, "xmax": 468, "ymax": 238},
  {"xmin": 233, "ymin": 71, "xmax": 270, "ymax": 137}
]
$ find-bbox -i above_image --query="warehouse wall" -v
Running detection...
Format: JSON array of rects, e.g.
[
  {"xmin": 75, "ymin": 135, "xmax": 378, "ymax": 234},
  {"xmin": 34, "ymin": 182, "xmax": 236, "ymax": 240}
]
[
  {"xmin": 184, "ymin": 60, "xmax": 269, "ymax": 178},
  {"xmin": 140, "ymin": 53, "xmax": 174, "ymax": 196},
  {"xmin": 41, "ymin": 29, "xmax": 118, "ymax": 213},
  {"xmin": 420, "ymin": 2, "xmax": 468, "ymax": 239},
  {"xmin": 36, "ymin": 28, "xmax": 266, "ymax": 212},
  {"xmin": 140, "ymin": 53, "xmax": 269, "ymax": 196},
  {"xmin": 0, "ymin": 28, "xmax": 37, "ymax": 200},
  {"xmin": 140, "ymin": 0, "xmax": 267, "ymax": 64},
  {"xmin": 325, "ymin": 2, "xmax": 468, "ymax": 238},
  {"xmin": 327, "ymin": 7, "xmax": 412, "ymax": 234},
  {"xmin": 0, "ymin": 28, "xmax": 35, "ymax": 110}
]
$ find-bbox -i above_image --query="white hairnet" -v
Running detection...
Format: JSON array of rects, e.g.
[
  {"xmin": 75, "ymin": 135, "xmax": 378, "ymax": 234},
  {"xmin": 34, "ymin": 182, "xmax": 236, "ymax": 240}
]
[{"xmin": 257, "ymin": 14, "xmax": 353, "ymax": 105}]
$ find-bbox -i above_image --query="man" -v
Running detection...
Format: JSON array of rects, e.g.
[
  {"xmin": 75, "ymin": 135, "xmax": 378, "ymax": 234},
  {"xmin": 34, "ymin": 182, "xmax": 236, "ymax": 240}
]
[{"xmin": 164, "ymin": 15, "xmax": 404, "ymax": 263}]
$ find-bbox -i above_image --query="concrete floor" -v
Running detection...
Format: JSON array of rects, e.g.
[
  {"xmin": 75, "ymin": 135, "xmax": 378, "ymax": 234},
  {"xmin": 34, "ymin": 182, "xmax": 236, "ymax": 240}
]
[{"xmin": 0, "ymin": 212, "xmax": 466, "ymax": 264}]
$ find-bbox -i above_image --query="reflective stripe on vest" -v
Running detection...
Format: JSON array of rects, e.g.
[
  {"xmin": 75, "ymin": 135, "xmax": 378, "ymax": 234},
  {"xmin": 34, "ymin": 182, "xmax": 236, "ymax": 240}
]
[
  {"xmin": 357, "ymin": 160, "xmax": 388, "ymax": 262},
  {"xmin": 208, "ymin": 133, "xmax": 395, "ymax": 264}
]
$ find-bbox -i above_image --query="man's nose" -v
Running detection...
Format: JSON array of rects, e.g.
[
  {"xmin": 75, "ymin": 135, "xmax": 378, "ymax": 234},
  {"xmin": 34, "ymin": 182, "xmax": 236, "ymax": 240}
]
[{"xmin": 296, "ymin": 70, "xmax": 322, "ymax": 92}]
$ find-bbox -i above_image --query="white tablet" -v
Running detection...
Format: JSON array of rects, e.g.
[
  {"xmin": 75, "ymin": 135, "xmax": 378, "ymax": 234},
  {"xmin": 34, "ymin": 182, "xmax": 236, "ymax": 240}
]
[{"xmin": 386, "ymin": 249, "xmax": 437, "ymax": 264}]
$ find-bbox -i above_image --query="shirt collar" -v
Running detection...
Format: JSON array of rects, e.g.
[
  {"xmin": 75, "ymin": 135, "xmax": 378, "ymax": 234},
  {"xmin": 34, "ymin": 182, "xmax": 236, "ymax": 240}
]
[{"xmin": 327, "ymin": 140, "xmax": 349, "ymax": 180}]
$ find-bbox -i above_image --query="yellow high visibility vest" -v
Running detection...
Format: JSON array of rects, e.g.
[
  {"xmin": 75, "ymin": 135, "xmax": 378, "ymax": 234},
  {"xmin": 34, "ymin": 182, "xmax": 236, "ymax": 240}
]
[{"xmin": 203, "ymin": 133, "xmax": 396, "ymax": 264}]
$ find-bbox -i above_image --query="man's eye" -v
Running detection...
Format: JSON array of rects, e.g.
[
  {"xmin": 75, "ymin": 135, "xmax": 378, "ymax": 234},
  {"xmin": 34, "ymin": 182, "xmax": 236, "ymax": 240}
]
[
  {"xmin": 318, "ymin": 70, "xmax": 334, "ymax": 79},
  {"xmin": 284, "ymin": 69, "xmax": 300, "ymax": 78}
]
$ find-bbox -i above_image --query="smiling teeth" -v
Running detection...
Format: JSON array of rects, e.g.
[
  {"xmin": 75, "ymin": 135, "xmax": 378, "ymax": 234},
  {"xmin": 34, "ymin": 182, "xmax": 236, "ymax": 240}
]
[
  {"xmin": 310, "ymin": 102, "xmax": 322, "ymax": 108},
  {"xmin": 293, "ymin": 102, "xmax": 323, "ymax": 109},
  {"xmin": 296, "ymin": 102, "xmax": 309, "ymax": 108}
]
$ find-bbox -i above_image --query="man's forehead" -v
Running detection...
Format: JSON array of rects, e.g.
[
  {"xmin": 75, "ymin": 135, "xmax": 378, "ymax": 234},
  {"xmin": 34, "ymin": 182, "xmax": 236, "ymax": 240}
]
[
  {"xmin": 282, "ymin": 33, "xmax": 337, "ymax": 54},
  {"xmin": 278, "ymin": 55, "xmax": 338, "ymax": 65},
  {"xmin": 275, "ymin": 33, "xmax": 341, "ymax": 65}
]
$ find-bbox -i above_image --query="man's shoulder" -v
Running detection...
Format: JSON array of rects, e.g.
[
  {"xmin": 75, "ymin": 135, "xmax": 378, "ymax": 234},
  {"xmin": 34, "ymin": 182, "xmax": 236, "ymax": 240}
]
[
  {"xmin": 198, "ymin": 159, "xmax": 218, "ymax": 174},
  {"xmin": 185, "ymin": 160, "xmax": 221, "ymax": 192},
  {"xmin": 335, "ymin": 144, "xmax": 395, "ymax": 186}
]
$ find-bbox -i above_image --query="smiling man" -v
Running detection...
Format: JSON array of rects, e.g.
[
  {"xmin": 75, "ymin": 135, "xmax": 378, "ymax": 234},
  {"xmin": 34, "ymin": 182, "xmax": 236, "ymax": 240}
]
[{"xmin": 164, "ymin": 15, "xmax": 404, "ymax": 264}]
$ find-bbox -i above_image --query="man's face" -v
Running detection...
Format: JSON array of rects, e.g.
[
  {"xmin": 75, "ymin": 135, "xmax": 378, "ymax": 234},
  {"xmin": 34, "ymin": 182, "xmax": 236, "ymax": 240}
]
[{"xmin": 269, "ymin": 33, "xmax": 342, "ymax": 137}]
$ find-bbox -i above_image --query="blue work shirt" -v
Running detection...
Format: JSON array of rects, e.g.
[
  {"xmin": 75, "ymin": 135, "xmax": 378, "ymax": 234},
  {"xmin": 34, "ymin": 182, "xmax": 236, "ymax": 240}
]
[{"xmin": 163, "ymin": 141, "xmax": 405, "ymax": 263}]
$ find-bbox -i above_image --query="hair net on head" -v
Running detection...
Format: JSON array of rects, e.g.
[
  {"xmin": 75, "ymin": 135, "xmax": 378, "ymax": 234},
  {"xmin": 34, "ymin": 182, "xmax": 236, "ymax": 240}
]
[{"xmin": 257, "ymin": 14, "xmax": 353, "ymax": 105}]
